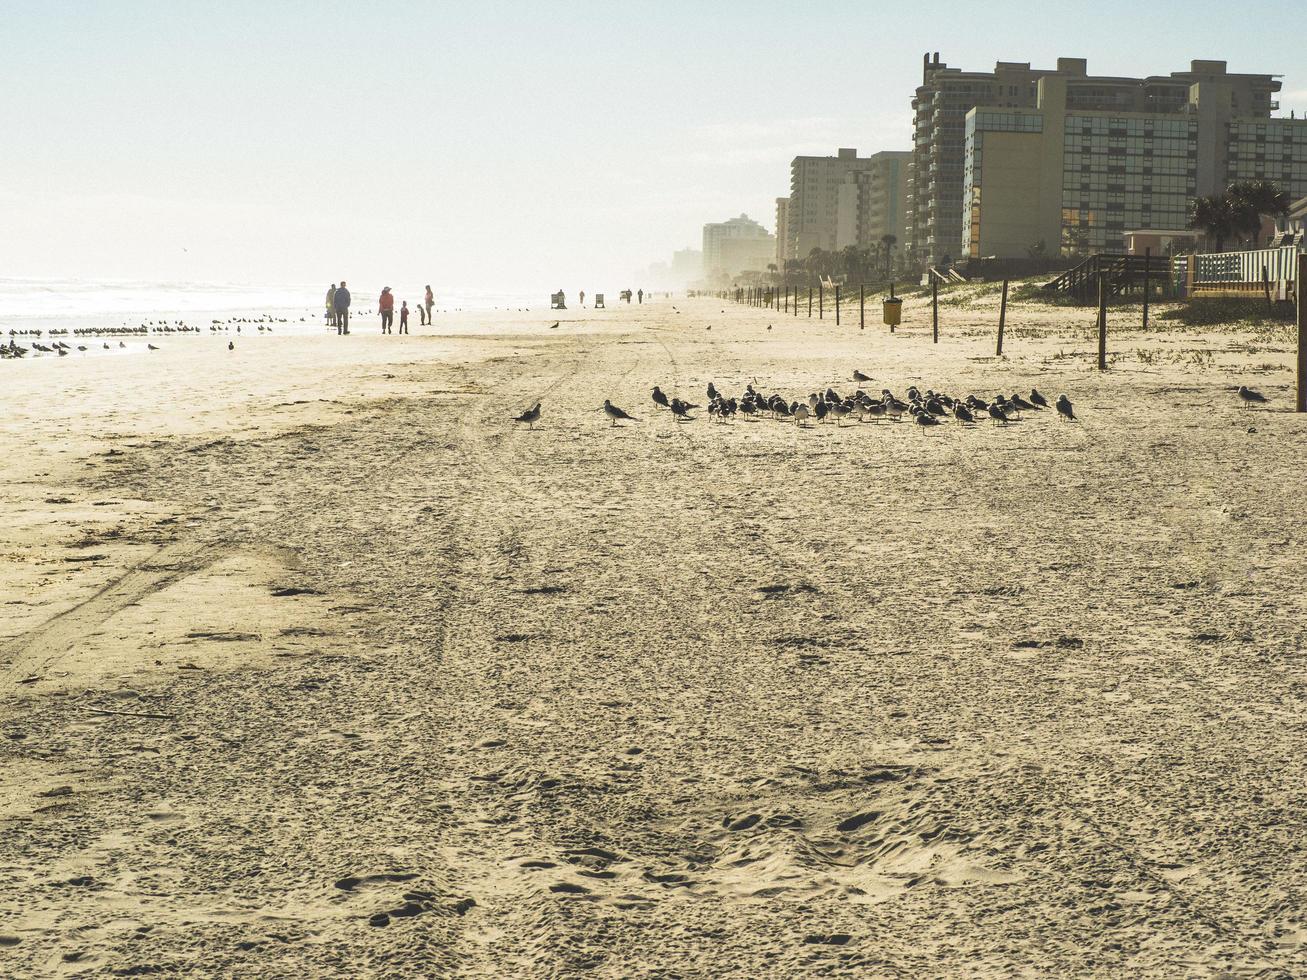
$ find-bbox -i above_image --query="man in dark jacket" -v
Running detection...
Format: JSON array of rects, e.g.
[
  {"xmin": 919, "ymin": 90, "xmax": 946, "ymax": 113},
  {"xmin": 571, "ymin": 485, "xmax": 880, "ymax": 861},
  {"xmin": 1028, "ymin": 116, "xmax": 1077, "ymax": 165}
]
[{"xmin": 334, "ymin": 281, "xmax": 352, "ymax": 334}]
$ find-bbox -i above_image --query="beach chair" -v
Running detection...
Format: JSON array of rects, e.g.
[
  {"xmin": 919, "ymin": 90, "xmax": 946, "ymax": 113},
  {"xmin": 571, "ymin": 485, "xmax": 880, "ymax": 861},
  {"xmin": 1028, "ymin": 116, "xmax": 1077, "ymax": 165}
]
[
  {"xmin": 551, "ymin": 291, "xmax": 567, "ymax": 309},
  {"xmin": 594, "ymin": 293, "xmax": 605, "ymax": 308}
]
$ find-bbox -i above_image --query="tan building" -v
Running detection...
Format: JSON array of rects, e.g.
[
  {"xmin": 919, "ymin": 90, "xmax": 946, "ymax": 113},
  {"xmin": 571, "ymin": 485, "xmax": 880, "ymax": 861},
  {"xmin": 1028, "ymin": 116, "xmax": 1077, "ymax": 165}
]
[
  {"xmin": 774, "ymin": 197, "xmax": 790, "ymax": 272},
  {"xmin": 702, "ymin": 214, "xmax": 775, "ymax": 282},
  {"xmin": 834, "ymin": 151, "xmax": 911, "ymax": 258},
  {"xmin": 785, "ymin": 148, "xmax": 880, "ymax": 261},
  {"xmin": 908, "ymin": 53, "xmax": 1282, "ymax": 267},
  {"xmin": 961, "ymin": 68, "xmax": 1307, "ymax": 260}
]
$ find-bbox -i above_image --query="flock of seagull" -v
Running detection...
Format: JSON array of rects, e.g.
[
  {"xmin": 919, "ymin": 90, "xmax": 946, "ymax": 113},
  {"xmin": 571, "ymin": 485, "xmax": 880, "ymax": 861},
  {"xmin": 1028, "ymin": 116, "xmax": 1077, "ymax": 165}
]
[{"xmin": 510, "ymin": 377, "xmax": 1079, "ymax": 430}]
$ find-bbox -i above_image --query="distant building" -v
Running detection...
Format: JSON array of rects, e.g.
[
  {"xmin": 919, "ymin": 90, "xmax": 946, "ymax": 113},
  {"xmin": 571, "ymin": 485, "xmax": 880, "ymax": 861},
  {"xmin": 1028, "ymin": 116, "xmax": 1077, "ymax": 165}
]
[
  {"xmin": 702, "ymin": 214, "xmax": 775, "ymax": 281},
  {"xmin": 907, "ymin": 53, "xmax": 1283, "ymax": 267},
  {"xmin": 786, "ymin": 149, "xmax": 881, "ymax": 260},
  {"xmin": 960, "ymin": 71, "xmax": 1307, "ymax": 260},
  {"xmin": 671, "ymin": 248, "xmax": 703, "ymax": 284},
  {"xmin": 833, "ymin": 151, "xmax": 911, "ymax": 257},
  {"xmin": 774, "ymin": 198, "xmax": 791, "ymax": 271}
]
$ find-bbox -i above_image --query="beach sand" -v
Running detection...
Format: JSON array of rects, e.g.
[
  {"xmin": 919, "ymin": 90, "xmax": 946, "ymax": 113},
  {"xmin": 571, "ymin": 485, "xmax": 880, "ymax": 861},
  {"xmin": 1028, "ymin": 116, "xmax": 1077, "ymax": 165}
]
[{"xmin": 2, "ymin": 291, "xmax": 1305, "ymax": 977}]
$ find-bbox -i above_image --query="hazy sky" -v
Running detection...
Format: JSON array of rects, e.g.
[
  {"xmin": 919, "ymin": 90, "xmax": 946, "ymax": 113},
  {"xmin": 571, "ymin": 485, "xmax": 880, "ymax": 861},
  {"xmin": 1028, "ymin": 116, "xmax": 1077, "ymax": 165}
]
[{"xmin": 4, "ymin": 1, "xmax": 1305, "ymax": 292}]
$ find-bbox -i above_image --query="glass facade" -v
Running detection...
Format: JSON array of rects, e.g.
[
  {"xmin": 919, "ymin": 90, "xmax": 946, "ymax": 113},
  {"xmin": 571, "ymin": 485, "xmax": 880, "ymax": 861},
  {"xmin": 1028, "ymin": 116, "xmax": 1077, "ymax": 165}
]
[
  {"xmin": 1226, "ymin": 119, "xmax": 1307, "ymax": 200},
  {"xmin": 1060, "ymin": 115, "xmax": 1196, "ymax": 255}
]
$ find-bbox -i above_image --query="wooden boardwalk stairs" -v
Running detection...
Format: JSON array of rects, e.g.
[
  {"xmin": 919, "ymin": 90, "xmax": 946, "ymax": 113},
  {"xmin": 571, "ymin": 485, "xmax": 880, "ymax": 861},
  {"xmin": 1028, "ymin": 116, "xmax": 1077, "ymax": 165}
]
[{"xmin": 1042, "ymin": 253, "xmax": 1167, "ymax": 304}]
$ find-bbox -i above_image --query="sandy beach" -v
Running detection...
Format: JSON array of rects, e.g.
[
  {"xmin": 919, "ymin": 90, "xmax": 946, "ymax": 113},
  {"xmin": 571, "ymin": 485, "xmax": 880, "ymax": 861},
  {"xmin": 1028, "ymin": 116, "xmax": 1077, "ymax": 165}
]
[{"xmin": 2, "ymin": 290, "xmax": 1306, "ymax": 977}]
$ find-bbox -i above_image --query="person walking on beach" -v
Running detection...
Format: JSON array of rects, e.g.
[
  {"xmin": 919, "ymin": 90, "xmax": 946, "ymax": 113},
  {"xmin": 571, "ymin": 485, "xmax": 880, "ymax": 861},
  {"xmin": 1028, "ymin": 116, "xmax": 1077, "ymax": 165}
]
[
  {"xmin": 579, "ymin": 290, "xmax": 586, "ymax": 308},
  {"xmin": 334, "ymin": 280, "xmax": 351, "ymax": 334},
  {"xmin": 423, "ymin": 285, "xmax": 434, "ymax": 325},
  {"xmin": 379, "ymin": 286, "xmax": 395, "ymax": 334},
  {"xmin": 399, "ymin": 301, "xmax": 409, "ymax": 334},
  {"xmin": 326, "ymin": 283, "xmax": 338, "ymax": 328},
  {"xmin": 638, "ymin": 288, "xmax": 644, "ymax": 304}
]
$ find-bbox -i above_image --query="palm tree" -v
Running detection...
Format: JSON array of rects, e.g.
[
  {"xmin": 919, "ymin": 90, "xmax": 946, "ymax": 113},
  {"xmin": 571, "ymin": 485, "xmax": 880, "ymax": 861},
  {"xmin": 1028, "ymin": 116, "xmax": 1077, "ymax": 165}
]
[
  {"xmin": 1189, "ymin": 194, "xmax": 1240, "ymax": 253},
  {"xmin": 766, "ymin": 262, "xmax": 779, "ymax": 285},
  {"xmin": 880, "ymin": 234, "xmax": 897, "ymax": 278},
  {"xmin": 1228, "ymin": 180, "xmax": 1292, "ymax": 246}
]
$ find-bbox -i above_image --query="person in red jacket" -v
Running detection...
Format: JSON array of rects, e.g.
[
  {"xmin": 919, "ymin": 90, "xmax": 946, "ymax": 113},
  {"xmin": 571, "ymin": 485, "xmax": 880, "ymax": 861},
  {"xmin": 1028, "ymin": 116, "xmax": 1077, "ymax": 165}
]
[{"xmin": 379, "ymin": 287, "xmax": 395, "ymax": 334}]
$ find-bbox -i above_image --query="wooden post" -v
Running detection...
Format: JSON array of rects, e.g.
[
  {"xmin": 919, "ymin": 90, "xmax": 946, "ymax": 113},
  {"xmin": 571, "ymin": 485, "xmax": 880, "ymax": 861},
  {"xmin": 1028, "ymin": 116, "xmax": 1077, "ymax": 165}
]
[
  {"xmin": 835, "ymin": 285, "xmax": 841, "ymax": 326},
  {"xmin": 931, "ymin": 275, "xmax": 939, "ymax": 343},
  {"xmin": 889, "ymin": 281, "xmax": 896, "ymax": 333},
  {"xmin": 808, "ymin": 288, "xmax": 812, "ymax": 317},
  {"xmin": 819, "ymin": 284, "xmax": 824, "ymax": 320},
  {"xmin": 1097, "ymin": 270, "xmax": 1108, "ymax": 370},
  {"xmin": 859, "ymin": 284, "xmax": 865, "ymax": 329},
  {"xmin": 784, "ymin": 286, "xmax": 788, "ymax": 313},
  {"xmin": 1297, "ymin": 254, "xmax": 1306, "ymax": 413},
  {"xmin": 1263, "ymin": 264, "xmax": 1273, "ymax": 312},
  {"xmin": 1143, "ymin": 247, "xmax": 1151, "ymax": 330},
  {"xmin": 996, "ymin": 278, "xmax": 1009, "ymax": 355}
]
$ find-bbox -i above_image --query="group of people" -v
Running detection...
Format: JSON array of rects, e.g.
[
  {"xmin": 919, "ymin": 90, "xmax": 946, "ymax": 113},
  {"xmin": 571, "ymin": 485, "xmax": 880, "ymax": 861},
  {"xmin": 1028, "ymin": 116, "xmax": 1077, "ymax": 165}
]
[{"xmin": 325, "ymin": 282, "xmax": 435, "ymax": 335}]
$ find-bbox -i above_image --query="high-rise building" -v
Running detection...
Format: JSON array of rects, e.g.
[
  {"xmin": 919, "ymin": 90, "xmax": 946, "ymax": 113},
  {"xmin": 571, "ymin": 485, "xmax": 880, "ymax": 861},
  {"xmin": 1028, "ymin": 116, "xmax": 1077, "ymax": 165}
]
[
  {"xmin": 907, "ymin": 54, "xmax": 1281, "ymax": 267},
  {"xmin": 786, "ymin": 149, "xmax": 881, "ymax": 260},
  {"xmin": 774, "ymin": 198, "xmax": 790, "ymax": 271},
  {"xmin": 833, "ymin": 151, "xmax": 911, "ymax": 257},
  {"xmin": 961, "ymin": 72, "xmax": 1307, "ymax": 259},
  {"xmin": 702, "ymin": 214, "xmax": 775, "ymax": 281}
]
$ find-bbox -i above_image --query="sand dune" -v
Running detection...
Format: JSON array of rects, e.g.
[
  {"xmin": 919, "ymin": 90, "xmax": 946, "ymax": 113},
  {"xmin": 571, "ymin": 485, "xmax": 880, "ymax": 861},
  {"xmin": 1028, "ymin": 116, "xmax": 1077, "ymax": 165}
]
[{"xmin": 2, "ymin": 292, "xmax": 1305, "ymax": 976}]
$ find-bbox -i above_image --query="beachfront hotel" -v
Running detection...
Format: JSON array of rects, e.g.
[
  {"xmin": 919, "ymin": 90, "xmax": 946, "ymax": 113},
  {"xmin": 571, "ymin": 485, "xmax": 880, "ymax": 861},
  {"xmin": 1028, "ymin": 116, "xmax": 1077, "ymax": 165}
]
[
  {"xmin": 834, "ymin": 151, "xmax": 911, "ymax": 254},
  {"xmin": 960, "ymin": 69, "xmax": 1307, "ymax": 260},
  {"xmin": 701, "ymin": 214, "xmax": 776, "ymax": 282},
  {"xmin": 781, "ymin": 149, "xmax": 890, "ymax": 262},
  {"xmin": 906, "ymin": 54, "xmax": 1284, "ymax": 266}
]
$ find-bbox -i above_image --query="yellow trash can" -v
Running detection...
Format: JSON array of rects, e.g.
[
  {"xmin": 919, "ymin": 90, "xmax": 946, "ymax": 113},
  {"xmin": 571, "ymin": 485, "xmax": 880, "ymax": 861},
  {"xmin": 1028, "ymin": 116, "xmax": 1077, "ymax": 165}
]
[{"xmin": 882, "ymin": 297, "xmax": 902, "ymax": 327}]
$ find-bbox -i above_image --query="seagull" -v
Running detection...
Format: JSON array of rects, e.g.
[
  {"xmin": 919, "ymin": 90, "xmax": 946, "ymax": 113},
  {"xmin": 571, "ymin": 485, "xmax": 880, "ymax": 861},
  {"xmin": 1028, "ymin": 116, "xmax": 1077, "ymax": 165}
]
[
  {"xmin": 988, "ymin": 403, "xmax": 1010, "ymax": 425},
  {"xmin": 148, "ymin": 344, "xmax": 160, "ymax": 351},
  {"xmin": 1056, "ymin": 395, "xmax": 1076, "ymax": 421},
  {"xmin": 228, "ymin": 341, "xmax": 234, "ymax": 351},
  {"xmin": 1030, "ymin": 388, "xmax": 1049, "ymax": 409},
  {"xmin": 514, "ymin": 402, "xmax": 541, "ymax": 428},
  {"xmin": 652, "ymin": 386, "xmax": 669, "ymax": 409},
  {"xmin": 1010, "ymin": 392, "xmax": 1038, "ymax": 412},
  {"xmin": 853, "ymin": 370, "xmax": 871, "ymax": 382},
  {"xmin": 550, "ymin": 321, "xmax": 559, "ymax": 329},
  {"xmin": 669, "ymin": 399, "xmax": 695, "ymax": 421},
  {"xmin": 1237, "ymin": 385, "xmax": 1268, "ymax": 409},
  {"xmin": 953, "ymin": 403, "xmax": 975, "ymax": 424},
  {"xmin": 794, "ymin": 404, "xmax": 811, "ymax": 426},
  {"xmin": 603, "ymin": 400, "xmax": 638, "ymax": 426},
  {"xmin": 914, "ymin": 409, "xmax": 942, "ymax": 431}
]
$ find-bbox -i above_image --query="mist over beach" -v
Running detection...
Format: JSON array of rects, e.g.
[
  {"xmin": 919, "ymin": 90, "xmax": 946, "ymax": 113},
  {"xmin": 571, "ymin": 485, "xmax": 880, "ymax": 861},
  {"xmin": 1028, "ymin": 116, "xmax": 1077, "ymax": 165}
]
[{"xmin": 3, "ymin": 2, "xmax": 1307, "ymax": 978}]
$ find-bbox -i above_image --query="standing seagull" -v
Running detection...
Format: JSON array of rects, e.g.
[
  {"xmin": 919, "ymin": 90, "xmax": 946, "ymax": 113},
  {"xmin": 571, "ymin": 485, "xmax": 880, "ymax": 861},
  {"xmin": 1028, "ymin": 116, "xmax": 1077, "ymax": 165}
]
[
  {"xmin": 652, "ymin": 386, "xmax": 670, "ymax": 410},
  {"xmin": 603, "ymin": 400, "xmax": 638, "ymax": 426},
  {"xmin": 514, "ymin": 402, "xmax": 541, "ymax": 428},
  {"xmin": 1237, "ymin": 385, "xmax": 1268, "ymax": 409},
  {"xmin": 1030, "ymin": 388, "xmax": 1049, "ymax": 409},
  {"xmin": 1056, "ymin": 395, "xmax": 1076, "ymax": 421}
]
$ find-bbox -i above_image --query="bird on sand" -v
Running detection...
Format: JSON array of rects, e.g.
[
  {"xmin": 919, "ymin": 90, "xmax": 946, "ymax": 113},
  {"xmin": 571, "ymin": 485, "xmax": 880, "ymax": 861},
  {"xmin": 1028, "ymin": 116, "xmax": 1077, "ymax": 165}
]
[
  {"xmin": 669, "ymin": 399, "xmax": 695, "ymax": 421},
  {"xmin": 853, "ymin": 369, "xmax": 871, "ymax": 383},
  {"xmin": 988, "ymin": 402, "xmax": 1010, "ymax": 425},
  {"xmin": 550, "ymin": 321, "xmax": 559, "ymax": 329},
  {"xmin": 228, "ymin": 341, "xmax": 234, "ymax": 351},
  {"xmin": 1029, "ymin": 388, "xmax": 1049, "ymax": 409},
  {"xmin": 148, "ymin": 344, "xmax": 159, "ymax": 351},
  {"xmin": 953, "ymin": 402, "xmax": 976, "ymax": 424},
  {"xmin": 603, "ymin": 400, "xmax": 638, "ymax": 426},
  {"xmin": 652, "ymin": 386, "xmax": 670, "ymax": 410},
  {"xmin": 514, "ymin": 402, "xmax": 541, "ymax": 428},
  {"xmin": 1237, "ymin": 385, "xmax": 1268, "ymax": 409},
  {"xmin": 1056, "ymin": 394, "xmax": 1076, "ymax": 421}
]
